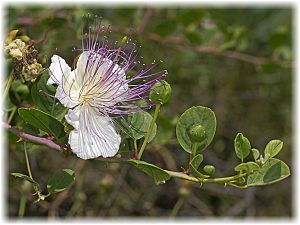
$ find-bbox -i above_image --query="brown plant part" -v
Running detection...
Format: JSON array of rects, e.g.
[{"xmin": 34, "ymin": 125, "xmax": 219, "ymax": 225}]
[{"xmin": 5, "ymin": 35, "xmax": 43, "ymax": 82}]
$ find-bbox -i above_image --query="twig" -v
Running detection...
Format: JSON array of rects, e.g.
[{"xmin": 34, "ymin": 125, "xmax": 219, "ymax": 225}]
[
  {"xmin": 147, "ymin": 33, "xmax": 269, "ymax": 65},
  {"xmin": 3, "ymin": 122, "xmax": 61, "ymax": 151},
  {"xmin": 170, "ymin": 196, "xmax": 185, "ymax": 218},
  {"xmin": 137, "ymin": 7, "xmax": 153, "ymax": 34}
]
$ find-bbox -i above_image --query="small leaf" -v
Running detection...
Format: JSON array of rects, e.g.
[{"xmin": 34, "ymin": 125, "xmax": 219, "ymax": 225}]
[
  {"xmin": 247, "ymin": 158, "xmax": 290, "ymax": 186},
  {"xmin": 251, "ymin": 148, "xmax": 260, "ymax": 161},
  {"xmin": 264, "ymin": 140, "xmax": 283, "ymax": 158},
  {"xmin": 176, "ymin": 106, "xmax": 216, "ymax": 153},
  {"xmin": 11, "ymin": 172, "xmax": 39, "ymax": 186},
  {"xmin": 18, "ymin": 108, "xmax": 66, "ymax": 139},
  {"xmin": 128, "ymin": 160, "xmax": 170, "ymax": 184},
  {"xmin": 47, "ymin": 169, "xmax": 75, "ymax": 194},
  {"xmin": 189, "ymin": 154, "xmax": 209, "ymax": 178},
  {"xmin": 6, "ymin": 30, "xmax": 19, "ymax": 44},
  {"xmin": 190, "ymin": 154, "xmax": 203, "ymax": 170},
  {"xmin": 234, "ymin": 133, "xmax": 251, "ymax": 162},
  {"xmin": 125, "ymin": 111, "xmax": 157, "ymax": 143},
  {"xmin": 234, "ymin": 162, "xmax": 260, "ymax": 174}
]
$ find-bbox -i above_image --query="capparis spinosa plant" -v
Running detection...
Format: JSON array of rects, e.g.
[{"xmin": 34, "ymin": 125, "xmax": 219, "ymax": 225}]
[{"xmin": 4, "ymin": 16, "xmax": 290, "ymax": 205}]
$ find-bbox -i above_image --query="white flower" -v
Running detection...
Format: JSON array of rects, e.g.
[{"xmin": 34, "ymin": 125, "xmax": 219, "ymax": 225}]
[
  {"xmin": 48, "ymin": 52, "xmax": 124, "ymax": 159},
  {"xmin": 47, "ymin": 18, "xmax": 165, "ymax": 159}
]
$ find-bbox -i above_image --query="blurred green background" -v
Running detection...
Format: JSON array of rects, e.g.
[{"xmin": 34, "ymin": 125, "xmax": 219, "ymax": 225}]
[{"xmin": 6, "ymin": 5, "xmax": 293, "ymax": 218}]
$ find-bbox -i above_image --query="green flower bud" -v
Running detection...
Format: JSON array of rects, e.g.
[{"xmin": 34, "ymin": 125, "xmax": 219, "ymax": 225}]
[
  {"xmin": 188, "ymin": 124, "xmax": 206, "ymax": 143},
  {"xmin": 15, "ymin": 84, "xmax": 30, "ymax": 97},
  {"xmin": 203, "ymin": 165, "xmax": 215, "ymax": 176},
  {"xmin": 149, "ymin": 80, "xmax": 172, "ymax": 104}
]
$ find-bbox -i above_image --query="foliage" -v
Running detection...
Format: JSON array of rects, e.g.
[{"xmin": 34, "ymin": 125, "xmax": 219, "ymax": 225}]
[{"xmin": 5, "ymin": 6, "xmax": 292, "ymax": 218}]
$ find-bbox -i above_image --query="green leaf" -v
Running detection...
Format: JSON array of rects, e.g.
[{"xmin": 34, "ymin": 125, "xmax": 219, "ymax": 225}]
[
  {"xmin": 128, "ymin": 159, "xmax": 170, "ymax": 184},
  {"xmin": 11, "ymin": 172, "xmax": 39, "ymax": 186},
  {"xmin": 126, "ymin": 111, "xmax": 157, "ymax": 143},
  {"xmin": 189, "ymin": 154, "xmax": 209, "ymax": 178},
  {"xmin": 234, "ymin": 133, "xmax": 251, "ymax": 162},
  {"xmin": 176, "ymin": 106, "xmax": 216, "ymax": 153},
  {"xmin": 47, "ymin": 169, "xmax": 75, "ymax": 194},
  {"xmin": 251, "ymin": 148, "xmax": 260, "ymax": 161},
  {"xmin": 190, "ymin": 154, "xmax": 203, "ymax": 170},
  {"xmin": 31, "ymin": 73, "xmax": 68, "ymax": 120},
  {"xmin": 234, "ymin": 162, "xmax": 260, "ymax": 174},
  {"xmin": 247, "ymin": 158, "xmax": 290, "ymax": 186},
  {"xmin": 264, "ymin": 140, "xmax": 283, "ymax": 158},
  {"xmin": 18, "ymin": 108, "xmax": 66, "ymax": 139}
]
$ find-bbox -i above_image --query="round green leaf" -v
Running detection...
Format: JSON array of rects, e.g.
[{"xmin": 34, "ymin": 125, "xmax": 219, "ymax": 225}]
[
  {"xmin": 47, "ymin": 169, "xmax": 75, "ymax": 194},
  {"xmin": 126, "ymin": 111, "xmax": 157, "ymax": 143},
  {"xmin": 176, "ymin": 106, "xmax": 216, "ymax": 153}
]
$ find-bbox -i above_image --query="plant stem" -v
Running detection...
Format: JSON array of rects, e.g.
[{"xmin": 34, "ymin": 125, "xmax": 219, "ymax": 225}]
[
  {"xmin": 24, "ymin": 142, "xmax": 33, "ymax": 179},
  {"xmin": 18, "ymin": 195, "xmax": 26, "ymax": 217},
  {"xmin": 164, "ymin": 169, "xmax": 247, "ymax": 184},
  {"xmin": 95, "ymin": 157, "xmax": 127, "ymax": 164},
  {"xmin": 23, "ymin": 142, "xmax": 41, "ymax": 201},
  {"xmin": 4, "ymin": 122, "xmax": 61, "ymax": 151},
  {"xmin": 7, "ymin": 106, "xmax": 17, "ymax": 124},
  {"xmin": 4, "ymin": 71, "xmax": 13, "ymax": 101},
  {"xmin": 191, "ymin": 143, "xmax": 198, "ymax": 159},
  {"xmin": 137, "ymin": 104, "xmax": 161, "ymax": 159},
  {"xmin": 170, "ymin": 196, "xmax": 185, "ymax": 218},
  {"xmin": 133, "ymin": 139, "xmax": 138, "ymax": 158}
]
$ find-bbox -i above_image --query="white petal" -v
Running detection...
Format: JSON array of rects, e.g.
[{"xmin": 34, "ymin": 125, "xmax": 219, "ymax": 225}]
[
  {"xmin": 47, "ymin": 55, "xmax": 71, "ymax": 85},
  {"xmin": 48, "ymin": 55, "xmax": 81, "ymax": 108},
  {"xmin": 55, "ymin": 81, "xmax": 79, "ymax": 109},
  {"xmin": 66, "ymin": 105, "xmax": 121, "ymax": 159}
]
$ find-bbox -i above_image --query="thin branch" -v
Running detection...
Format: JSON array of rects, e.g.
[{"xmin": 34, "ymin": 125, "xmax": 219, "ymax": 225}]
[
  {"xmin": 147, "ymin": 33, "xmax": 269, "ymax": 65},
  {"xmin": 137, "ymin": 7, "xmax": 153, "ymax": 34},
  {"xmin": 3, "ymin": 122, "xmax": 61, "ymax": 151}
]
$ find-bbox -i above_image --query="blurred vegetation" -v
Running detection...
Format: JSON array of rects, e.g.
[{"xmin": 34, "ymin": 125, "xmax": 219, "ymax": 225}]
[{"xmin": 6, "ymin": 5, "xmax": 292, "ymax": 218}]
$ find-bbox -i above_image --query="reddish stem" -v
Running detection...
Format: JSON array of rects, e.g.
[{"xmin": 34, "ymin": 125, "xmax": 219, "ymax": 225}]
[{"xmin": 3, "ymin": 123, "xmax": 61, "ymax": 151}]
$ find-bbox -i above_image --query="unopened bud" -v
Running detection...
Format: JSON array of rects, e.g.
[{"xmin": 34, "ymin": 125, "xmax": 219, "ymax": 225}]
[
  {"xmin": 203, "ymin": 165, "xmax": 215, "ymax": 176},
  {"xmin": 188, "ymin": 124, "xmax": 206, "ymax": 144},
  {"xmin": 15, "ymin": 84, "xmax": 30, "ymax": 97},
  {"xmin": 149, "ymin": 80, "xmax": 172, "ymax": 104}
]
